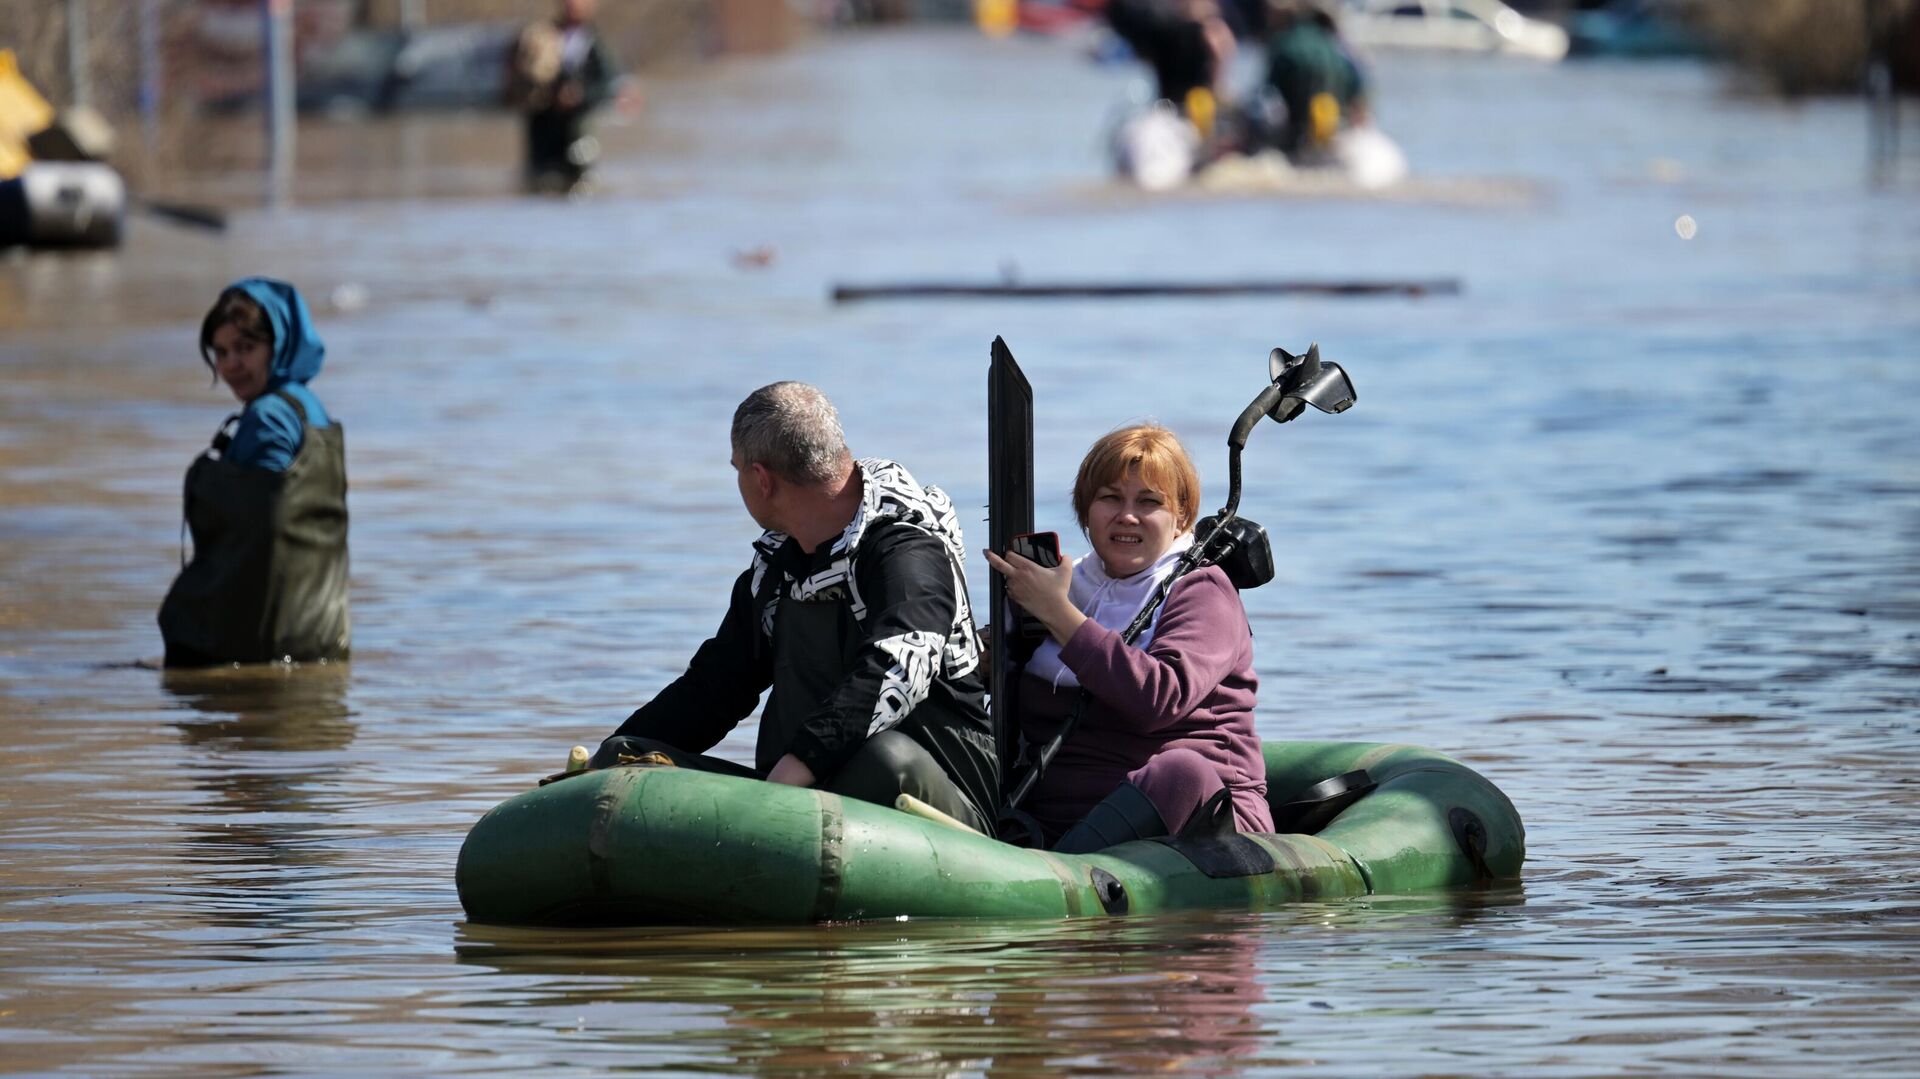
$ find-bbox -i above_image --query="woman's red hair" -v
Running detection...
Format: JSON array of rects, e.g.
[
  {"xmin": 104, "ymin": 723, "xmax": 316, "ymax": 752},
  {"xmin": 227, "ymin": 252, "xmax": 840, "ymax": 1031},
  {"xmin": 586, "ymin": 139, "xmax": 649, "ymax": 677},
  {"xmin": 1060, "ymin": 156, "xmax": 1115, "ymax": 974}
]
[{"xmin": 1071, "ymin": 424, "xmax": 1202, "ymax": 533}]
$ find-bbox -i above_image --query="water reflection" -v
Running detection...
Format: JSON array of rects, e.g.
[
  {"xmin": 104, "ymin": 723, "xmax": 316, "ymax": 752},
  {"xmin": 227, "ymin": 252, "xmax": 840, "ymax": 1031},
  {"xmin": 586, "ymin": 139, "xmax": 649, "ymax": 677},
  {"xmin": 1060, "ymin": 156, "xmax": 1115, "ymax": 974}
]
[
  {"xmin": 166, "ymin": 663, "xmax": 355, "ymax": 753},
  {"xmin": 3, "ymin": 26, "xmax": 1919, "ymax": 1077},
  {"xmin": 450, "ymin": 895, "xmax": 1526, "ymax": 1073},
  {"xmin": 163, "ymin": 664, "xmax": 355, "ymax": 899},
  {"xmin": 453, "ymin": 916, "xmax": 1263, "ymax": 1073}
]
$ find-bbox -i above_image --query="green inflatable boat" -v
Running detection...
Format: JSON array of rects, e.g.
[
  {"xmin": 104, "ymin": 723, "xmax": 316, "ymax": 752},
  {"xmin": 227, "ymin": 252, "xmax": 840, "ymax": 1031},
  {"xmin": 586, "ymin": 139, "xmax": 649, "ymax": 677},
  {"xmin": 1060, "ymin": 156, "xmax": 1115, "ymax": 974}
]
[
  {"xmin": 455, "ymin": 740, "xmax": 1524, "ymax": 926},
  {"xmin": 458, "ymin": 345, "xmax": 1523, "ymax": 927}
]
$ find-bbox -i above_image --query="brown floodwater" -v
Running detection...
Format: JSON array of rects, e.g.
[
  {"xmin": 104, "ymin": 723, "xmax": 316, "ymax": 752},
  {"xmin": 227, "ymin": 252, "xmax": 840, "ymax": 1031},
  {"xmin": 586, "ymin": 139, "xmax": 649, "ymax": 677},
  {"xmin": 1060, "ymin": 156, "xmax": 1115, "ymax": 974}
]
[{"xmin": 3, "ymin": 27, "xmax": 1918, "ymax": 1076}]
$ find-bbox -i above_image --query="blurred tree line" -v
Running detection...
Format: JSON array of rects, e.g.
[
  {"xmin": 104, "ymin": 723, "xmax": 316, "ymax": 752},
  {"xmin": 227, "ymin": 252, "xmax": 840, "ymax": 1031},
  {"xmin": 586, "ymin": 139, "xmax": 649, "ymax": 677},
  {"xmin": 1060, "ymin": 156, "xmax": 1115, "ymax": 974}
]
[{"xmin": 1674, "ymin": 0, "xmax": 1918, "ymax": 95}]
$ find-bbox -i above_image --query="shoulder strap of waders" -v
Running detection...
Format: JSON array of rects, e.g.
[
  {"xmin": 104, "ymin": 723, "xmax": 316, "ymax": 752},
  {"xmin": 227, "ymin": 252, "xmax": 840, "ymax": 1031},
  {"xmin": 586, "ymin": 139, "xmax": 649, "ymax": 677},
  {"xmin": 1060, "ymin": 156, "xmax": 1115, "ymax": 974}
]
[
  {"xmin": 271, "ymin": 387, "xmax": 310, "ymax": 426},
  {"xmin": 188, "ymin": 411, "xmax": 244, "ymax": 566},
  {"xmin": 208, "ymin": 411, "xmax": 242, "ymax": 455},
  {"xmin": 268, "ymin": 388, "xmax": 314, "ymax": 469},
  {"xmin": 205, "ymin": 386, "xmax": 310, "ymax": 459}
]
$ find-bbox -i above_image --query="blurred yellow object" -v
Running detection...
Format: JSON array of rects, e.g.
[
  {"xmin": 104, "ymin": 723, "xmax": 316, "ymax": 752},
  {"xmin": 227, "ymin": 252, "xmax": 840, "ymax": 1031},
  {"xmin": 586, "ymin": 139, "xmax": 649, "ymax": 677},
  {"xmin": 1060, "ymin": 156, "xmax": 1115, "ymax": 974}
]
[
  {"xmin": 976, "ymin": 0, "xmax": 1018, "ymax": 38},
  {"xmin": 1184, "ymin": 86, "xmax": 1217, "ymax": 139},
  {"xmin": 0, "ymin": 49, "xmax": 56, "ymax": 180},
  {"xmin": 1309, "ymin": 91, "xmax": 1341, "ymax": 147},
  {"xmin": 565, "ymin": 745, "xmax": 590, "ymax": 773}
]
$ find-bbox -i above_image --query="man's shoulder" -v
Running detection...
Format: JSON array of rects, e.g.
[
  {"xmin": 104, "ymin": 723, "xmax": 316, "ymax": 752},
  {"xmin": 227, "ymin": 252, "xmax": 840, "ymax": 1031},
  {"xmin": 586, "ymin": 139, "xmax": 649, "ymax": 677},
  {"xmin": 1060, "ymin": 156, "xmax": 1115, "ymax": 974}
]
[
  {"xmin": 855, "ymin": 458, "xmax": 962, "ymax": 533},
  {"xmin": 849, "ymin": 522, "xmax": 959, "ymax": 594},
  {"xmin": 514, "ymin": 20, "xmax": 565, "ymax": 81},
  {"xmin": 856, "ymin": 456, "xmax": 921, "ymax": 491},
  {"xmin": 855, "ymin": 516, "xmax": 946, "ymax": 554}
]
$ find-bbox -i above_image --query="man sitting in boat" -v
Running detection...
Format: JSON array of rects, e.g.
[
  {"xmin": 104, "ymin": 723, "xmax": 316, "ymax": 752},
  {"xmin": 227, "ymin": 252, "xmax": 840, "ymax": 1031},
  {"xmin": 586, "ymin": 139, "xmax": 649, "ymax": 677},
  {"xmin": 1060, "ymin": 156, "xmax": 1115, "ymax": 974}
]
[
  {"xmin": 986, "ymin": 425, "xmax": 1272, "ymax": 851},
  {"xmin": 1257, "ymin": 0, "xmax": 1370, "ymax": 160},
  {"xmin": 1105, "ymin": 0, "xmax": 1240, "ymax": 120},
  {"xmin": 593, "ymin": 382, "xmax": 1001, "ymax": 833}
]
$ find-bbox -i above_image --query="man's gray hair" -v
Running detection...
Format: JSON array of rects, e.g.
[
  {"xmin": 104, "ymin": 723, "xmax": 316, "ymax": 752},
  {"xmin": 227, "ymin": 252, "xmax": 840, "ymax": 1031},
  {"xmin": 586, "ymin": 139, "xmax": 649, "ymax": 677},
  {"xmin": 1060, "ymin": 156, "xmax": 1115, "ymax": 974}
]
[{"xmin": 732, "ymin": 381, "xmax": 850, "ymax": 485}]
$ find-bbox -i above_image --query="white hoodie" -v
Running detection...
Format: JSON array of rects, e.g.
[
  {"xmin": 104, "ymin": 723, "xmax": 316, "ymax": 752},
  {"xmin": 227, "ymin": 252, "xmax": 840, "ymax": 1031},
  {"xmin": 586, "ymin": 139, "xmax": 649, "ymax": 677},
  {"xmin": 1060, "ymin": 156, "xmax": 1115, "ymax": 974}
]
[{"xmin": 1023, "ymin": 532, "xmax": 1195, "ymax": 690}]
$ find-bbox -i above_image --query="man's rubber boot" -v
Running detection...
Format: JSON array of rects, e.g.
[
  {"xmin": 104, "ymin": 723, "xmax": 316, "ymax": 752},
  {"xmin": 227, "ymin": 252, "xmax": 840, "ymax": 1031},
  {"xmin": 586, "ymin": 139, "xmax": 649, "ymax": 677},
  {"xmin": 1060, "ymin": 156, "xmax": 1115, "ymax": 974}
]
[{"xmin": 1052, "ymin": 781, "xmax": 1168, "ymax": 854}]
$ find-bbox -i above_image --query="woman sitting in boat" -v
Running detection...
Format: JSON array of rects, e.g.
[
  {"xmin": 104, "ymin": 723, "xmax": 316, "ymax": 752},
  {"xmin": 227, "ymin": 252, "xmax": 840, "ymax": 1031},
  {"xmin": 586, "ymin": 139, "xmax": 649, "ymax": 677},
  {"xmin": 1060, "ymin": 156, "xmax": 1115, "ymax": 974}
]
[
  {"xmin": 158, "ymin": 277, "xmax": 349, "ymax": 667},
  {"xmin": 985, "ymin": 424, "xmax": 1272, "ymax": 852}
]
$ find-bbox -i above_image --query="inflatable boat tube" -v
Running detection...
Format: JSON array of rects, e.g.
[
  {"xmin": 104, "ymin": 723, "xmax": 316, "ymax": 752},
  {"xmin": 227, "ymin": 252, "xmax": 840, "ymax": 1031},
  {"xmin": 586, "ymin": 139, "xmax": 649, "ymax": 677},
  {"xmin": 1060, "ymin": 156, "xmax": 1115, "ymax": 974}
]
[{"xmin": 456, "ymin": 740, "xmax": 1524, "ymax": 926}]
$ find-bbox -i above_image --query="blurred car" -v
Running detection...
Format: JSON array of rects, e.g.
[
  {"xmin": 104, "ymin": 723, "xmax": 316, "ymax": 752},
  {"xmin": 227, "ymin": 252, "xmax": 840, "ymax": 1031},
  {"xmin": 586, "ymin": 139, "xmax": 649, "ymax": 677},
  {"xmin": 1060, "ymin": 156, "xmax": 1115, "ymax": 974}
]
[
  {"xmin": 382, "ymin": 22, "xmax": 521, "ymax": 110},
  {"xmin": 294, "ymin": 28, "xmax": 405, "ymax": 114},
  {"xmin": 209, "ymin": 21, "xmax": 519, "ymax": 115},
  {"xmin": 1565, "ymin": 0, "xmax": 1709, "ymax": 59},
  {"xmin": 1336, "ymin": 0, "xmax": 1571, "ymax": 61}
]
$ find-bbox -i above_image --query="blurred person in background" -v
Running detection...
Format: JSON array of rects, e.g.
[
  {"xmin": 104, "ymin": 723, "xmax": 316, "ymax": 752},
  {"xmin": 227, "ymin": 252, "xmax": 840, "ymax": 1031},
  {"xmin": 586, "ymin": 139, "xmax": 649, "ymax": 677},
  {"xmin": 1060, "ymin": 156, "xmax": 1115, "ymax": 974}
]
[
  {"xmin": 159, "ymin": 278, "xmax": 350, "ymax": 668},
  {"xmin": 1105, "ymin": 0, "xmax": 1239, "ymax": 124},
  {"xmin": 1258, "ymin": 0, "xmax": 1368, "ymax": 160},
  {"xmin": 506, "ymin": 0, "xmax": 641, "ymax": 194}
]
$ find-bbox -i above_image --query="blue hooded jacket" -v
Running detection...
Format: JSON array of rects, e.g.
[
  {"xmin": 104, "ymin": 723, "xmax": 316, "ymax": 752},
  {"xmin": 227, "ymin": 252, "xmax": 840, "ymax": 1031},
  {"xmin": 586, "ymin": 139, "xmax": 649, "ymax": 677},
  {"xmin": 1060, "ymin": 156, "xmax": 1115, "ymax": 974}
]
[{"xmin": 222, "ymin": 277, "xmax": 331, "ymax": 472}]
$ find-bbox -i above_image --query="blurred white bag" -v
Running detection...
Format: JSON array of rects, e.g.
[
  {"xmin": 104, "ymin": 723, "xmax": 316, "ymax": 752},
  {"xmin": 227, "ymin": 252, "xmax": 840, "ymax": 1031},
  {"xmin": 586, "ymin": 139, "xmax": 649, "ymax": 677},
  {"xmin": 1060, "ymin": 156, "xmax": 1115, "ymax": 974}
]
[
  {"xmin": 1111, "ymin": 103, "xmax": 1198, "ymax": 192},
  {"xmin": 1331, "ymin": 125, "xmax": 1409, "ymax": 190}
]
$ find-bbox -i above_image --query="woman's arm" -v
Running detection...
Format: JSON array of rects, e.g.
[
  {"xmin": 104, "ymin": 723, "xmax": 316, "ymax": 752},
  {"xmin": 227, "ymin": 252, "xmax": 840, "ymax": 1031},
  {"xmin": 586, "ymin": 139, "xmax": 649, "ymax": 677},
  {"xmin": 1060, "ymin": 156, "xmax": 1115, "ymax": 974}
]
[{"xmin": 1058, "ymin": 568, "xmax": 1249, "ymax": 733}]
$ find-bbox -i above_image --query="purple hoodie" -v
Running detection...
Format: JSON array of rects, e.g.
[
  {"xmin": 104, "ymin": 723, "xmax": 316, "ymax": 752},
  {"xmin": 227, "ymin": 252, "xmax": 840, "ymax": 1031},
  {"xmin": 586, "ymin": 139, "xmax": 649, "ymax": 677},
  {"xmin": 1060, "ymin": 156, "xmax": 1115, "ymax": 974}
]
[{"xmin": 1017, "ymin": 564, "xmax": 1271, "ymax": 837}]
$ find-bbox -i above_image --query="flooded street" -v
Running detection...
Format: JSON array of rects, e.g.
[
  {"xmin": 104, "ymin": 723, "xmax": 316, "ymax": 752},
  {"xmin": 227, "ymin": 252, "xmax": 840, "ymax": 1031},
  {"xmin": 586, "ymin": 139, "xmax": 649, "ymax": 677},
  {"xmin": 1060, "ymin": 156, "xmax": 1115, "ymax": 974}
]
[{"xmin": 4, "ymin": 26, "xmax": 1919, "ymax": 1075}]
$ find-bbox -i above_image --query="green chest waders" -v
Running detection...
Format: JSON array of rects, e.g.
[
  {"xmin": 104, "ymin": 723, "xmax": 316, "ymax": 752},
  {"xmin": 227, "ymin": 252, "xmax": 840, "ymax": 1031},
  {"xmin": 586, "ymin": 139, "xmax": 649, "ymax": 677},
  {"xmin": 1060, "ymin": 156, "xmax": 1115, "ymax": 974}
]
[{"xmin": 158, "ymin": 391, "xmax": 350, "ymax": 666}]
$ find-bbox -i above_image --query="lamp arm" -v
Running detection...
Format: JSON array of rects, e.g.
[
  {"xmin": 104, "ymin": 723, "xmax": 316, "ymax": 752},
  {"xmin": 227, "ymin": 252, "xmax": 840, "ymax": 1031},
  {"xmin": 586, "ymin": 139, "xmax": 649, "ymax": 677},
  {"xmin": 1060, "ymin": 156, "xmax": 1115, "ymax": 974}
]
[
  {"xmin": 1220, "ymin": 444, "xmax": 1244, "ymax": 522},
  {"xmin": 1229, "ymin": 382, "xmax": 1287, "ymax": 451},
  {"xmin": 1221, "ymin": 381, "xmax": 1285, "ymax": 520}
]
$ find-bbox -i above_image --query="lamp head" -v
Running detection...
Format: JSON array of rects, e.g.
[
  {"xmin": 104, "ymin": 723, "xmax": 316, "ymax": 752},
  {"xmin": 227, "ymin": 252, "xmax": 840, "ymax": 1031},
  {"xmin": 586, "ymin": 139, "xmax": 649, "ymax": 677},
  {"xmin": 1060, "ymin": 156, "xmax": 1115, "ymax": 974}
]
[{"xmin": 1267, "ymin": 343, "xmax": 1357, "ymax": 423}]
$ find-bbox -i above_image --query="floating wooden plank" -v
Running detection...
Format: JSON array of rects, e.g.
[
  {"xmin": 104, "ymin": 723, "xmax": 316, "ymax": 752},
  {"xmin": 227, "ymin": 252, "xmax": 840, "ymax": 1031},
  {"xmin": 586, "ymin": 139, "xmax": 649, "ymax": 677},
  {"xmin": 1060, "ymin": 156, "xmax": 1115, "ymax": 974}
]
[{"xmin": 831, "ymin": 279, "xmax": 1462, "ymax": 303}]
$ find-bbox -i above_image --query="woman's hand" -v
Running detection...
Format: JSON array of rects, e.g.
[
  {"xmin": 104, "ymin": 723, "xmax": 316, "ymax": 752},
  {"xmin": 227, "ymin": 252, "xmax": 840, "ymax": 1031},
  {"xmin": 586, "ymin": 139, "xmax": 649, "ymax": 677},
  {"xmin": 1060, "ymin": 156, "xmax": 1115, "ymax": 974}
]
[{"xmin": 984, "ymin": 548, "xmax": 1086, "ymax": 646}]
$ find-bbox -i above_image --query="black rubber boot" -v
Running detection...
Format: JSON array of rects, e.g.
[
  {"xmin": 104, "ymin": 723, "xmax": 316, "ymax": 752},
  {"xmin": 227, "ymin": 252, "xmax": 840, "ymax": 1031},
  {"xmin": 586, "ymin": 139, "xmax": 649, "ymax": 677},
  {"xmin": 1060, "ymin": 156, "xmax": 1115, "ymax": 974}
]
[{"xmin": 1052, "ymin": 782, "xmax": 1169, "ymax": 854}]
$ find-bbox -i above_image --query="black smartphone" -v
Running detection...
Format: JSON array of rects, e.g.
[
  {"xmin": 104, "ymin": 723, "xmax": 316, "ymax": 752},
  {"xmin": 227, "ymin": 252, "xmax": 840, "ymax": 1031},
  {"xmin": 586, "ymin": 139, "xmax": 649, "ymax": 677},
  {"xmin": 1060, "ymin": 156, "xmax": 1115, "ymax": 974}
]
[
  {"xmin": 1008, "ymin": 530, "xmax": 1061, "ymax": 569},
  {"xmin": 1005, "ymin": 531, "xmax": 1061, "ymax": 658}
]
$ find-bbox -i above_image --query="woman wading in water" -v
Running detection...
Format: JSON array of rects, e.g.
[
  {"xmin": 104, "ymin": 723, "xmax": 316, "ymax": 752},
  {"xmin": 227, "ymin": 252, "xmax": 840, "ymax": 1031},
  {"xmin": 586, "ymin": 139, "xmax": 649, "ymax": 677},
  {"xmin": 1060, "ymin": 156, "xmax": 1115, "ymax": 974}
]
[{"xmin": 159, "ymin": 278, "xmax": 349, "ymax": 667}]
